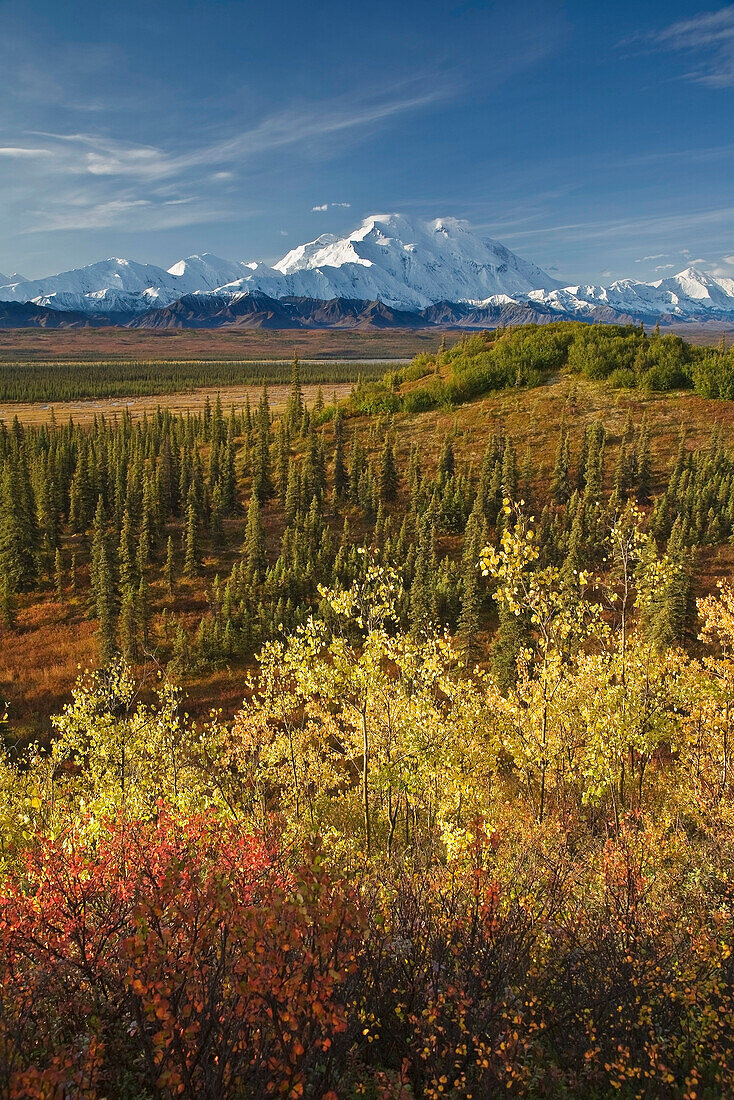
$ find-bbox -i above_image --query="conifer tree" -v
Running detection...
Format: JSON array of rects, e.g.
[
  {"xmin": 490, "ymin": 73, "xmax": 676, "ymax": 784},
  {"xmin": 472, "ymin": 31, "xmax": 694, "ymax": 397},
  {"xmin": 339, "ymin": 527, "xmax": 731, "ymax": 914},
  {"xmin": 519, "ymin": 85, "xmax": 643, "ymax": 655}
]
[
  {"xmin": 378, "ymin": 435, "xmax": 399, "ymax": 502},
  {"xmin": 118, "ymin": 584, "xmax": 138, "ymax": 661},
  {"xmin": 410, "ymin": 515, "xmax": 435, "ymax": 633},
  {"xmin": 244, "ymin": 493, "xmax": 266, "ymax": 583},
  {"xmin": 490, "ymin": 604, "xmax": 530, "ymax": 692},
  {"xmin": 550, "ymin": 429, "xmax": 571, "ymax": 504},
  {"xmin": 0, "ymin": 463, "xmax": 37, "ymax": 591},
  {"xmin": 164, "ymin": 535, "xmax": 174, "ymax": 596},
  {"xmin": 501, "ymin": 438, "xmax": 518, "ymax": 500},
  {"xmin": 274, "ymin": 420, "xmax": 291, "ymax": 501},
  {"xmin": 286, "ymin": 354, "xmax": 304, "ymax": 432},
  {"xmin": 210, "ymin": 483, "xmax": 224, "ymax": 550},
  {"xmin": 252, "ymin": 385, "xmax": 273, "ymax": 501},
  {"xmin": 183, "ymin": 497, "xmax": 200, "ymax": 578},
  {"xmin": 90, "ymin": 498, "xmax": 115, "ymax": 663},
  {"xmin": 117, "ymin": 508, "xmax": 136, "ymax": 590},
  {"xmin": 54, "ymin": 547, "xmax": 64, "ymax": 602},
  {"xmin": 137, "ymin": 576, "xmax": 150, "ymax": 649},
  {"xmin": 438, "ymin": 435, "xmax": 455, "ymax": 482},
  {"xmin": 332, "ymin": 409, "xmax": 348, "ymax": 498},
  {"xmin": 458, "ymin": 552, "xmax": 481, "ymax": 664}
]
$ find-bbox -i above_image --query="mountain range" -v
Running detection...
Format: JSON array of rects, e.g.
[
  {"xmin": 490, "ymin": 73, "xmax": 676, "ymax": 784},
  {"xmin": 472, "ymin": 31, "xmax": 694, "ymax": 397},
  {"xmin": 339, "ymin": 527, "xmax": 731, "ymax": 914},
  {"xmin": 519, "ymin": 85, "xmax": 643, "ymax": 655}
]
[{"xmin": 2, "ymin": 213, "xmax": 734, "ymax": 329}]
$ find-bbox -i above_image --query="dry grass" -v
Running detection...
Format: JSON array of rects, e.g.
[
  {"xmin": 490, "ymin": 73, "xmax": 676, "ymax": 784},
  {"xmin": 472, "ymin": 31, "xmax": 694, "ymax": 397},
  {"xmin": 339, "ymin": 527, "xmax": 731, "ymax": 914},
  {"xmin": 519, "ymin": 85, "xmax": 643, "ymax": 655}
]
[
  {"xmin": 0, "ymin": 600, "xmax": 97, "ymax": 735},
  {"xmin": 0, "ymin": 381, "xmax": 356, "ymax": 428}
]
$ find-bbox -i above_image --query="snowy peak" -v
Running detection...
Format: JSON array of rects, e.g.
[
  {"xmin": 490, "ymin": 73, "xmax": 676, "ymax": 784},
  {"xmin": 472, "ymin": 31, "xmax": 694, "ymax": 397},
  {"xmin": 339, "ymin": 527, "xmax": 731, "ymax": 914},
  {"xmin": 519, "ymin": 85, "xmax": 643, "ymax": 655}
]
[
  {"xmin": 2, "ymin": 214, "xmax": 734, "ymax": 323},
  {"xmin": 273, "ymin": 213, "xmax": 559, "ymax": 307},
  {"xmin": 165, "ymin": 253, "xmax": 258, "ymax": 292},
  {"xmin": 521, "ymin": 265, "xmax": 734, "ymax": 320}
]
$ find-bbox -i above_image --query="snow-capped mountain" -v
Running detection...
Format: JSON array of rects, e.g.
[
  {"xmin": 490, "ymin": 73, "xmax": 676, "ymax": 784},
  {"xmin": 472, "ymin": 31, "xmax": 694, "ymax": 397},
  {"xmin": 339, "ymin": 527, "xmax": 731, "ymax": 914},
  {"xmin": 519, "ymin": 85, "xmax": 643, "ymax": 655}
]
[
  {"xmin": 521, "ymin": 268, "xmax": 734, "ymax": 320},
  {"xmin": 1, "ymin": 214, "xmax": 733, "ymax": 324},
  {"xmin": 265, "ymin": 214, "xmax": 559, "ymax": 306},
  {"xmin": 0, "ymin": 215, "xmax": 558, "ymax": 315},
  {"xmin": 0, "ymin": 256, "xmax": 244, "ymax": 315}
]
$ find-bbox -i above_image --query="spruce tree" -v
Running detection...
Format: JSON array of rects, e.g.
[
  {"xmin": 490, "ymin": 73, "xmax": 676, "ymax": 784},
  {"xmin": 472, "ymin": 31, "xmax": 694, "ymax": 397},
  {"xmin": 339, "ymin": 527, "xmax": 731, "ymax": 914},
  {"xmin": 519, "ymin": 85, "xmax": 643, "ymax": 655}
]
[
  {"xmin": 438, "ymin": 435, "xmax": 455, "ymax": 482},
  {"xmin": 54, "ymin": 547, "xmax": 64, "ymax": 602},
  {"xmin": 210, "ymin": 483, "xmax": 224, "ymax": 550},
  {"xmin": 93, "ymin": 540, "xmax": 115, "ymax": 664},
  {"xmin": 183, "ymin": 498, "xmax": 200, "ymax": 578},
  {"xmin": 252, "ymin": 385, "xmax": 273, "ymax": 501},
  {"xmin": 244, "ymin": 493, "xmax": 266, "ymax": 582},
  {"xmin": 286, "ymin": 354, "xmax": 304, "ymax": 432},
  {"xmin": 117, "ymin": 508, "xmax": 136, "ymax": 589},
  {"xmin": 164, "ymin": 535, "xmax": 175, "ymax": 596},
  {"xmin": 333, "ymin": 409, "xmax": 348, "ymax": 498},
  {"xmin": 118, "ymin": 584, "xmax": 139, "ymax": 661},
  {"xmin": 490, "ymin": 605, "xmax": 529, "ymax": 692},
  {"xmin": 410, "ymin": 515, "xmax": 435, "ymax": 633},
  {"xmin": 0, "ymin": 463, "xmax": 37, "ymax": 592},
  {"xmin": 458, "ymin": 554, "xmax": 481, "ymax": 664},
  {"xmin": 378, "ymin": 435, "xmax": 399, "ymax": 502},
  {"xmin": 550, "ymin": 429, "xmax": 571, "ymax": 504}
]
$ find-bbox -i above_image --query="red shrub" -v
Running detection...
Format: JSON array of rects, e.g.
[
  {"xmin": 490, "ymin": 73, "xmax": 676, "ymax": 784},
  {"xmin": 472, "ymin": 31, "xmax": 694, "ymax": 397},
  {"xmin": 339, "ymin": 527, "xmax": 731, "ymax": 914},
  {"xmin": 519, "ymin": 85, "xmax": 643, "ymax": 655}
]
[{"xmin": 0, "ymin": 812, "xmax": 360, "ymax": 1100}]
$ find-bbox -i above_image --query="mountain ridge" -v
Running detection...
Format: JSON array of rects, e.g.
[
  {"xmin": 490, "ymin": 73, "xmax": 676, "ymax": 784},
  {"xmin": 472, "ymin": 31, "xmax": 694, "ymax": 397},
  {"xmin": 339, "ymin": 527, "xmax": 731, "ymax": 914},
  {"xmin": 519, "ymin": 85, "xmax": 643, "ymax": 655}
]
[{"xmin": 2, "ymin": 213, "xmax": 734, "ymax": 327}]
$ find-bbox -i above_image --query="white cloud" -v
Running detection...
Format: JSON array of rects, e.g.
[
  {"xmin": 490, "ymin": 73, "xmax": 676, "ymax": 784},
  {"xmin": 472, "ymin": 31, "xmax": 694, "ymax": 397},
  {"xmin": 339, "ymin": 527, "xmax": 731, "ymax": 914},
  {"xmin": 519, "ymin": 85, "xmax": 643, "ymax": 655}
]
[
  {"xmin": 28, "ymin": 87, "xmax": 443, "ymax": 185},
  {"xmin": 654, "ymin": 6, "xmax": 734, "ymax": 87},
  {"xmin": 0, "ymin": 85, "xmax": 433, "ymax": 242},
  {"xmin": 655, "ymin": 263, "xmax": 675, "ymax": 272},
  {"xmin": 312, "ymin": 204, "xmax": 329, "ymax": 212},
  {"xmin": 312, "ymin": 201, "xmax": 351, "ymax": 212},
  {"xmin": 29, "ymin": 195, "xmax": 230, "ymax": 233},
  {"xmin": 0, "ymin": 147, "xmax": 51, "ymax": 157}
]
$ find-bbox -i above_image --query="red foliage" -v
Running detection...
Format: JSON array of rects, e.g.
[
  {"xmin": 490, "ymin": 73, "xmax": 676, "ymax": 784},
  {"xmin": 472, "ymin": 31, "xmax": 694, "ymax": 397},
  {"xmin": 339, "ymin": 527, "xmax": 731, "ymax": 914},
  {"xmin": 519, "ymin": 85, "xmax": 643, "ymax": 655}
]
[{"xmin": 0, "ymin": 812, "xmax": 360, "ymax": 1100}]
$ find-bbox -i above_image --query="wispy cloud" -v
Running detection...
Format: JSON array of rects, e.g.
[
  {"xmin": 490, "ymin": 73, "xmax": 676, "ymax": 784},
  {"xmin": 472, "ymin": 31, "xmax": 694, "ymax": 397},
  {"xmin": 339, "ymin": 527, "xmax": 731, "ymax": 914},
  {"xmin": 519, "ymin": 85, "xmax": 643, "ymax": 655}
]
[
  {"xmin": 498, "ymin": 204, "xmax": 734, "ymax": 245},
  {"xmin": 0, "ymin": 82, "xmax": 446, "ymax": 239},
  {"xmin": 0, "ymin": 147, "xmax": 52, "ymax": 158},
  {"xmin": 29, "ymin": 196, "xmax": 234, "ymax": 233},
  {"xmin": 312, "ymin": 201, "xmax": 351, "ymax": 212},
  {"xmin": 653, "ymin": 5, "xmax": 734, "ymax": 87},
  {"xmin": 29, "ymin": 86, "xmax": 446, "ymax": 185}
]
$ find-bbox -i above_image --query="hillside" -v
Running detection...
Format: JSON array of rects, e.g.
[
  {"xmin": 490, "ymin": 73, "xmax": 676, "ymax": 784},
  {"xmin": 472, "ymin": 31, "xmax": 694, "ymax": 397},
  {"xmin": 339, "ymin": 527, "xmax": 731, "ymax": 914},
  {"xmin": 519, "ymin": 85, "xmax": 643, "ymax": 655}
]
[{"xmin": 3, "ymin": 325, "xmax": 734, "ymax": 732}]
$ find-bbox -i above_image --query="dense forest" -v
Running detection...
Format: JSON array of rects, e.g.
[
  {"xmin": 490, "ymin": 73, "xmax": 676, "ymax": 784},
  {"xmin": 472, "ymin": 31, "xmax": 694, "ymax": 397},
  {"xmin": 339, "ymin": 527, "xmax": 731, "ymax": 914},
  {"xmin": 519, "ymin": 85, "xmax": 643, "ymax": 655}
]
[
  {"xmin": 0, "ymin": 357, "xmax": 386, "ymax": 403},
  {"xmin": 1, "ymin": 326, "xmax": 734, "ymax": 1098}
]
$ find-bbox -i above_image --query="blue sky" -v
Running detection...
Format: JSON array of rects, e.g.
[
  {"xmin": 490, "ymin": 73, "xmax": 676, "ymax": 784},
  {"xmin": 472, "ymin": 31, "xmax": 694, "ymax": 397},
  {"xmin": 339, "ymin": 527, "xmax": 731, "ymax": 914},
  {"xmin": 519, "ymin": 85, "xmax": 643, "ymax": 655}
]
[{"xmin": 1, "ymin": 0, "xmax": 733, "ymax": 284}]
